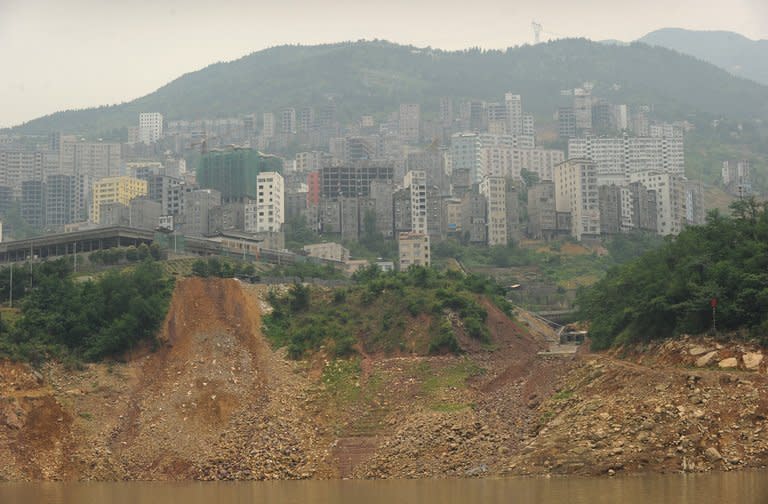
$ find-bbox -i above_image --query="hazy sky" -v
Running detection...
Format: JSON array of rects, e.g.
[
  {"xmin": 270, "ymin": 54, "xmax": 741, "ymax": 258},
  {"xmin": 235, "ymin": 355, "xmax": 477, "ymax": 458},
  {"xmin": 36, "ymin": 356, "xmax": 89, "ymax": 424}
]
[{"xmin": 1, "ymin": 0, "xmax": 766, "ymax": 128}]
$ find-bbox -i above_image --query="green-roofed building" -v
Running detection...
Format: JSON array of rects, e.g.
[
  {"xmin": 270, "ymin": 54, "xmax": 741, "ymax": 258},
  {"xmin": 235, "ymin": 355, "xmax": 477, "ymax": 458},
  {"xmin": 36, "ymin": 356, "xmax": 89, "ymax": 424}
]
[{"xmin": 197, "ymin": 148, "xmax": 283, "ymax": 203}]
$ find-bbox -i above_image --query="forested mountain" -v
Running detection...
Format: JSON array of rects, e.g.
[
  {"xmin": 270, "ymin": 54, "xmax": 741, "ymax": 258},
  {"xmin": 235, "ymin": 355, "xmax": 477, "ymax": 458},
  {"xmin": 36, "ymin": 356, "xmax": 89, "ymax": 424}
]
[
  {"xmin": 639, "ymin": 28, "xmax": 768, "ymax": 86},
  {"xmin": 8, "ymin": 38, "xmax": 768, "ymax": 135}
]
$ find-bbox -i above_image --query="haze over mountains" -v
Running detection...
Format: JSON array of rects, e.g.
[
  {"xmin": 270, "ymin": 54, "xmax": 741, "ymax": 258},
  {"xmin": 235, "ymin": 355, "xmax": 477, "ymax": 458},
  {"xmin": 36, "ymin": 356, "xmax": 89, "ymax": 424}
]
[
  {"xmin": 6, "ymin": 36, "xmax": 768, "ymax": 136},
  {"xmin": 638, "ymin": 28, "xmax": 768, "ymax": 86}
]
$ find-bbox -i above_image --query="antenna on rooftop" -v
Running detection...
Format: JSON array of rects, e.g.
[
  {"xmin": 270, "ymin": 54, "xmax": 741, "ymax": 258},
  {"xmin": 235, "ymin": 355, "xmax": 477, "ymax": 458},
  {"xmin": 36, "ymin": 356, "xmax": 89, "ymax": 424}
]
[{"xmin": 532, "ymin": 21, "xmax": 543, "ymax": 45}]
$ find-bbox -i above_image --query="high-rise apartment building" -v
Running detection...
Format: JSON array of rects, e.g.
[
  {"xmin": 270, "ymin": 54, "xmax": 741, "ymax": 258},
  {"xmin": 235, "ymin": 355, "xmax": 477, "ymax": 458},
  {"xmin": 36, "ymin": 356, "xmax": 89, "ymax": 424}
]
[
  {"xmin": 404, "ymin": 170, "xmax": 428, "ymax": 235},
  {"xmin": 504, "ymin": 93, "xmax": 523, "ymax": 135},
  {"xmin": 281, "ymin": 108, "xmax": 297, "ymax": 134},
  {"xmin": 139, "ymin": 112, "xmax": 164, "ymax": 144},
  {"xmin": 244, "ymin": 172, "xmax": 284, "ymax": 233},
  {"xmin": 568, "ymin": 135, "xmax": 684, "ymax": 185},
  {"xmin": 628, "ymin": 171, "xmax": 685, "ymax": 236},
  {"xmin": 480, "ymin": 176, "xmax": 507, "ymax": 246},
  {"xmin": 399, "ymin": 104, "xmax": 421, "ymax": 143},
  {"xmin": 554, "ymin": 159, "xmax": 600, "ymax": 240},
  {"xmin": 262, "ymin": 112, "xmax": 276, "ymax": 138}
]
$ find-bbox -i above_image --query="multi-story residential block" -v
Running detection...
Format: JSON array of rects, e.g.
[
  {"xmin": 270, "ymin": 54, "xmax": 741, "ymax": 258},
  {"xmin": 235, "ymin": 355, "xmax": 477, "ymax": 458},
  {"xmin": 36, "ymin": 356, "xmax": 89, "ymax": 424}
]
[
  {"xmin": 439, "ymin": 97, "xmax": 454, "ymax": 126},
  {"xmin": 450, "ymin": 132, "xmax": 535, "ymax": 184},
  {"xmin": 629, "ymin": 182, "xmax": 658, "ymax": 233},
  {"xmin": 480, "ymin": 176, "xmax": 507, "ymax": 246},
  {"xmin": 183, "ymin": 188, "xmax": 221, "ymax": 236},
  {"xmin": 398, "ymin": 232, "xmax": 430, "ymax": 270},
  {"xmin": 45, "ymin": 174, "xmax": 77, "ymax": 227},
  {"xmin": 557, "ymin": 107, "xmax": 576, "ymax": 139},
  {"xmin": 404, "ymin": 170, "xmax": 428, "ymax": 235},
  {"xmin": 628, "ymin": 171, "xmax": 686, "ymax": 236},
  {"xmin": 281, "ymin": 108, "xmax": 297, "ymax": 134},
  {"xmin": 504, "ymin": 93, "xmax": 523, "ymax": 135},
  {"xmin": 568, "ymin": 135, "xmax": 684, "ymax": 185},
  {"xmin": 505, "ymin": 180, "xmax": 521, "ymax": 242},
  {"xmin": 21, "ymin": 180, "xmax": 45, "ymax": 228},
  {"xmin": 460, "ymin": 192, "xmax": 487, "ymax": 244},
  {"xmin": 147, "ymin": 175, "xmax": 185, "ymax": 216},
  {"xmin": 244, "ymin": 172, "xmax": 284, "ymax": 233},
  {"xmin": 722, "ymin": 160, "xmax": 752, "ymax": 197},
  {"xmin": 139, "ymin": 112, "xmax": 164, "ymax": 144},
  {"xmin": 527, "ymin": 182, "xmax": 557, "ymax": 240},
  {"xmin": 0, "ymin": 150, "xmax": 45, "ymax": 197},
  {"xmin": 262, "ymin": 112, "xmax": 276, "ymax": 138},
  {"xmin": 512, "ymin": 148, "xmax": 566, "ymax": 182},
  {"xmin": 370, "ymin": 179, "xmax": 394, "ymax": 237},
  {"xmin": 320, "ymin": 163, "xmax": 394, "ymax": 199},
  {"xmin": 91, "ymin": 176, "xmax": 148, "ymax": 224},
  {"xmin": 399, "ymin": 104, "xmax": 421, "ymax": 143},
  {"xmin": 598, "ymin": 185, "xmax": 622, "ymax": 235},
  {"xmin": 554, "ymin": 159, "xmax": 600, "ymax": 241}
]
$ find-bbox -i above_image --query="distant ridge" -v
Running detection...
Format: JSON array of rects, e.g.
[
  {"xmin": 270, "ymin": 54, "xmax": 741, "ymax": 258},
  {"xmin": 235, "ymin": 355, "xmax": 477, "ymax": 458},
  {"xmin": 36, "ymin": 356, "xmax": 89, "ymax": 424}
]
[
  {"xmin": 639, "ymin": 28, "xmax": 768, "ymax": 85},
  {"xmin": 7, "ymin": 38, "xmax": 768, "ymax": 136}
]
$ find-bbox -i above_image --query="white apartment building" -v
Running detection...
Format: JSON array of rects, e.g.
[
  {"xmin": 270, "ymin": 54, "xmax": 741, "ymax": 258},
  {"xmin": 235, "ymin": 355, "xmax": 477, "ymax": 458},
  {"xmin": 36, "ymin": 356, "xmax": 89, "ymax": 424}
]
[
  {"xmin": 245, "ymin": 171, "xmax": 284, "ymax": 233},
  {"xmin": 480, "ymin": 176, "xmax": 508, "ymax": 246},
  {"xmin": 504, "ymin": 93, "xmax": 522, "ymax": 135},
  {"xmin": 404, "ymin": 170, "xmax": 428, "ymax": 235},
  {"xmin": 568, "ymin": 135, "xmax": 684, "ymax": 185},
  {"xmin": 139, "ymin": 112, "xmax": 163, "ymax": 144},
  {"xmin": 554, "ymin": 159, "xmax": 600, "ymax": 241},
  {"xmin": 398, "ymin": 232, "xmax": 430, "ymax": 270},
  {"xmin": 280, "ymin": 108, "xmax": 296, "ymax": 134},
  {"xmin": 511, "ymin": 148, "xmax": 565, "ymax": 182},
  {"xmin": 450, "ymin": 132, "xmax": 535, "ymax": 183},
  {"xmin": 629, "ymin": 171, "xmax": 686, "ymax": 236}
]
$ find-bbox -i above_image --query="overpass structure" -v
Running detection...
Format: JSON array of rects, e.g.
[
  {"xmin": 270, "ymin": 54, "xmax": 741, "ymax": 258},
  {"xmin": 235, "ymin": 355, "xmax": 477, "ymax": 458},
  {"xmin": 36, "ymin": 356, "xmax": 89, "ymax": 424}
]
[
  {"xmin": 0, "ymin": 227, "xmax": 154, "ymax": 263},
  {"xmin": 0, "ymin": 226, "xmax": 304, "ymax": 267}
]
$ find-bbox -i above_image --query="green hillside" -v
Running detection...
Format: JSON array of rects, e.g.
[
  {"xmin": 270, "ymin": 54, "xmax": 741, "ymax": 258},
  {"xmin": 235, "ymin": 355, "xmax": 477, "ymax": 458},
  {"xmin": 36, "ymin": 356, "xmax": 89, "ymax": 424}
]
[{"xmin": 8, "ymin": 39, "xmax": 768, "ymax": 135}]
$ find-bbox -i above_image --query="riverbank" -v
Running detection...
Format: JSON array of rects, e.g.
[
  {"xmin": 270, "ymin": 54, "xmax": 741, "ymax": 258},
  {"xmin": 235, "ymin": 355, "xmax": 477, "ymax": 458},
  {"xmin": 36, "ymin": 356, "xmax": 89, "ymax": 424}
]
[{"xmin": 1, "ymin": 278, "xmax": 767, "ymax": 481}]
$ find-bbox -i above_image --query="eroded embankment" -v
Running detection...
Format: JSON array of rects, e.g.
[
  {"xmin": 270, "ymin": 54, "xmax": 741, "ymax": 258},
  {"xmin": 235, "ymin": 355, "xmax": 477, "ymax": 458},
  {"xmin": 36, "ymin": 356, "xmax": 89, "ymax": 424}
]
[{"xmin": 2, "ymin": 279, "xmax": 767, "ymax": 481}]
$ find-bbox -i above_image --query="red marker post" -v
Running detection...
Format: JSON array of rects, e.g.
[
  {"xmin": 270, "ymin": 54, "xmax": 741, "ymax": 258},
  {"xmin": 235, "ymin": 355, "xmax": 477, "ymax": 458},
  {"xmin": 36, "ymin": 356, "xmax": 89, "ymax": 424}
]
[{"xmin": 710, "ymin": 298, "xmax": 718, "ymax": 332}]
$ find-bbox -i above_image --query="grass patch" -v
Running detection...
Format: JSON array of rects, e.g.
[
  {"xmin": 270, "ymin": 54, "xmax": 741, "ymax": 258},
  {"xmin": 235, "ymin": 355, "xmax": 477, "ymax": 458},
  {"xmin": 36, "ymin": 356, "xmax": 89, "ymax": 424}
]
[{"xmin": 321, "ymin": 358, "xmax": 361, "ymax": 404}]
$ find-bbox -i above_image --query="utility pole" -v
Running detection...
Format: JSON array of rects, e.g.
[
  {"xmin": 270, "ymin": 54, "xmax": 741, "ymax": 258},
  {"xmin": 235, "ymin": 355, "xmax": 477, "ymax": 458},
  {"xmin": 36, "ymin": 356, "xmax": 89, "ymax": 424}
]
[
  {"xmin": 711, "ymin": 297, "xmax": 718, "ymax": 332},
  {"xmin": 9, "ymin": 263, "xmax": 13, "ymax": 309}
]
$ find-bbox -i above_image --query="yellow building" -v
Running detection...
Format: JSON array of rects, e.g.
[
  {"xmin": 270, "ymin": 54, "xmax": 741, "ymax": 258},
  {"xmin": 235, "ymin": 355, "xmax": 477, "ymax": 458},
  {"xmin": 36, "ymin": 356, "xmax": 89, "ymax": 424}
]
[{"xmin": 91, "ymin": 176, "xmax": 148, "ymax": 223}]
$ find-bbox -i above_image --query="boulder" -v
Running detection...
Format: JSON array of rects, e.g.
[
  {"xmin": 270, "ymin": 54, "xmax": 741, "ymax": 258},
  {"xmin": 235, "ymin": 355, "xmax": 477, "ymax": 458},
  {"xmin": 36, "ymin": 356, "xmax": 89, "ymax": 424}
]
[
  {"xmin": 704, "ymin": 447, "xmax": 722, "ymax": 462},
  {"xmin": 718, "ymin": 358, "xmax": 738, "ymax": 369},
  {"xmin": 695, "ymin": 351, "xmax": 718, "ymax": 368},
  {"xmin": 743, "ymin": 352, "xmax": 763, "ymax": 371},
  {"xmin": 689, "ymin": 346, "xmax": 711, "ymax": 356}
]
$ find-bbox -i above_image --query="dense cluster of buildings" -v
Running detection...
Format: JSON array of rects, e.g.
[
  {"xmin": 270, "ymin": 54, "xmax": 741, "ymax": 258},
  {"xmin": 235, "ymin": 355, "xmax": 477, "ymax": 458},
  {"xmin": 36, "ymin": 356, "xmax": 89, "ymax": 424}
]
[{"xmin": 0, "ymin": 85, "xmax": 714, "ymax": 268}]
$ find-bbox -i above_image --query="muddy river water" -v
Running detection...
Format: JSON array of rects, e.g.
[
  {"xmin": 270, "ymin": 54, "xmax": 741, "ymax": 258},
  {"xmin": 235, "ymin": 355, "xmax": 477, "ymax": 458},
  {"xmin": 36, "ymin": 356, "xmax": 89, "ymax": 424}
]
[{"xmin": 2, "ymin": 471, "xmax": 768, "ymax": 503}]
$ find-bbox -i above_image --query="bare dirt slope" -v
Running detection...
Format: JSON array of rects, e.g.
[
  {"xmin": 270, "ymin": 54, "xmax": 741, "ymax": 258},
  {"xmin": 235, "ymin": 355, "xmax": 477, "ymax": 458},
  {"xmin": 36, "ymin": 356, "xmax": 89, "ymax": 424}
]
[
  {"xmin": 2, "ymin": 279, "xmax": 767, "ymax": 481},
  {"xmin": 0, "ymin": 278, "xmax": 328, "ymax": 481}
]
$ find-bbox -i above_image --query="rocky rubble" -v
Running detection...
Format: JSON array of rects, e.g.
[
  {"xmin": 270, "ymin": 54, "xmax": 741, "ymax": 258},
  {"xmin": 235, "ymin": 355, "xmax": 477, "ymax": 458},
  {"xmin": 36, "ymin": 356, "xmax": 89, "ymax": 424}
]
[
  {"xmin": 507, "ymin": 353, "xmax": 768, "ymax": 477},
  {"xmin": 355, "ymin": 410, "xmax": 507, "ymax": 478}
]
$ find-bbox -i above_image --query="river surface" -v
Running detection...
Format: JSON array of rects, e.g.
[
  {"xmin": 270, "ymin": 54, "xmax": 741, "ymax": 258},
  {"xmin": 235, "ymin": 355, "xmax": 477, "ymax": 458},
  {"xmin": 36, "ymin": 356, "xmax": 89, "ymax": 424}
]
[{"xmin": 1, "ymin": 471, "xmax": 767, "ymax": 503}]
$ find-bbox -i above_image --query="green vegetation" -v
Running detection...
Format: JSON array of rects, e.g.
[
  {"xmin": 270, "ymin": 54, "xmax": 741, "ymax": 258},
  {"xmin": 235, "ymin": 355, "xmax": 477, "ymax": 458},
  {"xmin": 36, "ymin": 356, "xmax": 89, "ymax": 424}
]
[
  {"xmin": 12, "ymin": 39, "xmax": 768, "ymax": 136},
  {"xmin": 262, "ymin": 266, "xmax": 511, "ymax": 360},
  {"xmin": 579, "ymin": 198, "xmax": 768, "ymax": 350},
  {"xmin": 415, "ymin": 359, "xmax": 484, "ymax": 412},
  {"xmin": 268, "ymin": 261, "xmax": 345, "ymax": 280},
  {"xmin": 0, "ymin": 259, "xmax": 174, "ymax": 363}
]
